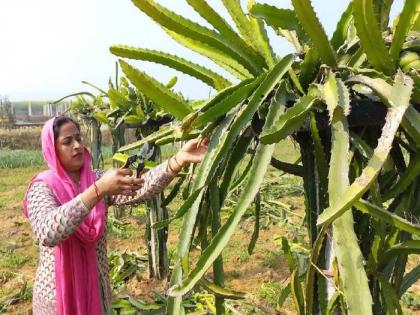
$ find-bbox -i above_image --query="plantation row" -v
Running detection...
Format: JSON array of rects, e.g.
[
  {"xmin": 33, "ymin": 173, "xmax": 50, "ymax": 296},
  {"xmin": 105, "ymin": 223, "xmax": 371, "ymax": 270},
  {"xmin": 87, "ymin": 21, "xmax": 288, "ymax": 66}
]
[{"xmin": 35, "ymin": 0, "xmax": 420, "ymax": 314}]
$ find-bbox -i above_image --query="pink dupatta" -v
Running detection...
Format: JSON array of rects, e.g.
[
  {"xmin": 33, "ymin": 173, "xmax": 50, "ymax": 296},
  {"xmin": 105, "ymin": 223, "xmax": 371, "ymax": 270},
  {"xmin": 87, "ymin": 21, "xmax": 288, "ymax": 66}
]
[{"xmin": 23, "ymin": 116, "xmax": 106, "ymax": 315}]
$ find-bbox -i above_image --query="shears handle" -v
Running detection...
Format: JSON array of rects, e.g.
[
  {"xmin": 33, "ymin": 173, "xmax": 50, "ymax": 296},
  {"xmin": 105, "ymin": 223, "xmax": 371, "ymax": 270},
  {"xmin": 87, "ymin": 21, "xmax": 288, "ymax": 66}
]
[
  {"xmin": 136, "ymin": 160, "xmax": 145, "ymax": 178},
  {"xmin": 122, "ymin": 155, "xmax": 137, "ymax": 169}
]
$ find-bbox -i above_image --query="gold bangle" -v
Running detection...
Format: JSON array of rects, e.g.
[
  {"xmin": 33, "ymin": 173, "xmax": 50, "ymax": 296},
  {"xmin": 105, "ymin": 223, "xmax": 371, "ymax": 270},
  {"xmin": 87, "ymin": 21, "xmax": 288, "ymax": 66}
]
[
  {"xmin": 173, "ymin": 154, "xmax": 183, "ymax": 168},
  {"xmin": 167, "ymin": 157, "xmax": 177, "ymax": 174}
]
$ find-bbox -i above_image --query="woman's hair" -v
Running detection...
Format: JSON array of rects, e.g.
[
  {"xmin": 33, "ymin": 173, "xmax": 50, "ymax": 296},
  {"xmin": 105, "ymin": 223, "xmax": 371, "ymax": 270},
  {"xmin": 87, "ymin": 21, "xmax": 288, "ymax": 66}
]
[{"xmin": 53, "ymin": 116, "xmax": 81, "ymax": 140}]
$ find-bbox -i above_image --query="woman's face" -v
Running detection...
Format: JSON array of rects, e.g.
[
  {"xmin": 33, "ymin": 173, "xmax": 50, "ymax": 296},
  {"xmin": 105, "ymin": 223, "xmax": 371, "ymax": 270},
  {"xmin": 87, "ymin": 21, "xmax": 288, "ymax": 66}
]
[{"xmin": 55, "ymin": 122, "xmax": 84, "ymax": 173}]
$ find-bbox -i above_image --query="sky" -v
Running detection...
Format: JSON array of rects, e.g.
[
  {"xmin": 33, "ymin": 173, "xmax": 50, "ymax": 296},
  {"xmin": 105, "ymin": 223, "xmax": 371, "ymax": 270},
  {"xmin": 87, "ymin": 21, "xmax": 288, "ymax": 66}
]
[{"xmin": 0, "ymin": 0, "xmax": 403, "ymax": 102}]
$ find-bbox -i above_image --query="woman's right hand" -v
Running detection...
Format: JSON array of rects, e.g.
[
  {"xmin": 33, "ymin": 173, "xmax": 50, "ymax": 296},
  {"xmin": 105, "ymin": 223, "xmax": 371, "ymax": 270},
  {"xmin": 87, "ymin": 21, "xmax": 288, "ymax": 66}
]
[{"xmin": 96, "ymin": 168, "xmax": 143, "ymax": 197}]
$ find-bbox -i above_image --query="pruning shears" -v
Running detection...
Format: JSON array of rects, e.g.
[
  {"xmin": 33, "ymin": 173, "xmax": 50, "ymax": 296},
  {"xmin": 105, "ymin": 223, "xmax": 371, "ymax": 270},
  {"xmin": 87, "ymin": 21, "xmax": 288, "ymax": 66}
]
[{"xmin": 122, "ymin": 142, "xmax": 155, "ymax": 178}]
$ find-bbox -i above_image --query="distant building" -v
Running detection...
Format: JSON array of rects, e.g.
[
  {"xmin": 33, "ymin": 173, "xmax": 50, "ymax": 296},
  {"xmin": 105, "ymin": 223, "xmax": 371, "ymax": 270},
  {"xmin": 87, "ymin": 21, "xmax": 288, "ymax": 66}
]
[{"xmin": 13, "ymin": 101, "xmax": 70, "ymax": 125}]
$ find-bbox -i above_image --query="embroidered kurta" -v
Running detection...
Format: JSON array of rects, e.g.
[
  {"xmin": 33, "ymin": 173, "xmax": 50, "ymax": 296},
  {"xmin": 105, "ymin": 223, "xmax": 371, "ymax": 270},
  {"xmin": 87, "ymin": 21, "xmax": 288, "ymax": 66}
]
[{"xmin": 26, "ymin": 161, "xmax": 174, "ymax": 314}]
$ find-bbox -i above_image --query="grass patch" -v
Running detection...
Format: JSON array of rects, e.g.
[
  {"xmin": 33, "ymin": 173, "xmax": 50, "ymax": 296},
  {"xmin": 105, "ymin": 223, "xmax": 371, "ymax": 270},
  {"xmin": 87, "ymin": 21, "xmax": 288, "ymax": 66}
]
[
  {"xmin": 0, "ymin": 250, "xmax": 31, "ymax": 268},
  {"xmin": 0, "ymin": 271, "xmax": 15, "ymax": 284},
  {"xmin": 0, "ymin": 149, "xmax": 44, "ymax": 168},
  {"xmin": 107, "ymin": 207, "xmax": 145, "ymax": 240},
  {"xmin": 107, "ymin": 218, "xmax": 139, "ymax": 239},
  {"xmin": 238, "ymin": 250, "xmax": 250, "ymax": 263},
  {"xmin": 0, "ymin": 145, "xmax": 115, "ymax": 169},
  {"xmin": 0, "ymin": 167, "xmax": 45, "ymax": 214},
  {"xmin": 256, "ymin": 280, "xmax": 283, "ymax": 307},
  {"xmin": 226, "ymin": 270, "xmax": 241, "ymax": 278},
  {"xmin": 0, "ymin": 281, "xmax": 32, "ymax": 313},
  {"xmin": 262, "ymin": 250, "xmax": 281, "ymax": 269}
]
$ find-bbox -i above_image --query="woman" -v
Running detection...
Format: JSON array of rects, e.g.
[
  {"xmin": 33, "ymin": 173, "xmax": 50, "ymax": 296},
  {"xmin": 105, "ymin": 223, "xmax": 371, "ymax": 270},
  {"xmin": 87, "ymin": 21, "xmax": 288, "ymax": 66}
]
[{"xmin": 23, "ymin": 115, "xmax": 208, "ymax": 315}]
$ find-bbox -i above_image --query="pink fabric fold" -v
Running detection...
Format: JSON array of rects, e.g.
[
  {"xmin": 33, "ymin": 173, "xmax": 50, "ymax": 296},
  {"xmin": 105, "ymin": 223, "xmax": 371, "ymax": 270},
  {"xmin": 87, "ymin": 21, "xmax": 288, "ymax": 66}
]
[{"xmin": 23, "ymin": 116, "xmax": 106, "ymax": 315}]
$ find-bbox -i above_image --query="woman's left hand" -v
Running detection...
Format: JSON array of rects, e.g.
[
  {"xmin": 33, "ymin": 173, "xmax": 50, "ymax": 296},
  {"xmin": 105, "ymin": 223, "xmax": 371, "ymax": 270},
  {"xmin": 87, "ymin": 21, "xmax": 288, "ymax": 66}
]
[
  {"xmin": 177, "ymin": 137, "xmax": 209, "ymax": 165},
  {"xmin": 167, "ymin": 137, "xmax": 209, "ymax": 175}
]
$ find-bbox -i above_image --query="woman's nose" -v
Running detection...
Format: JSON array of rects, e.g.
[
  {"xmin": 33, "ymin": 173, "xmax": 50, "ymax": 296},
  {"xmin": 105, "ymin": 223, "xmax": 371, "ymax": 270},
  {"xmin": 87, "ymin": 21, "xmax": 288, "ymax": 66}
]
[{"xmin": 73, "ymin": 140, "xmax": 82, "ymax": 149}]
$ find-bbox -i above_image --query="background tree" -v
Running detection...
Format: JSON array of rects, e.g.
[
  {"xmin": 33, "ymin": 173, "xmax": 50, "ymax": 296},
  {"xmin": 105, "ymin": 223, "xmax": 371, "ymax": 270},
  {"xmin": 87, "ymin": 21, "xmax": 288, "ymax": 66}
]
[{"xmin": 0, "ymin": 96, "xmax": 16, "ymax": 127}]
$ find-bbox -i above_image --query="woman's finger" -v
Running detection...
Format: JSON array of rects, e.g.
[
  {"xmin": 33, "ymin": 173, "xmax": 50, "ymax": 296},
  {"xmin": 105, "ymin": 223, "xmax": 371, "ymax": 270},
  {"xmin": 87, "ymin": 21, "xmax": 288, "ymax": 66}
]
[
  {"xmin": 118, "ymin": 168, "xmax": 133, "ymax": 176},
  {"xmin": 202, "ymin": 136, "xmax": 210, "ymax": 145},
  {"xmin": 120, "ymin": 176, "xmax": 143, "ymax": 185},
  {"xmin": 184, "ymin": 138, "xmax": 199, "ymax": 151}
]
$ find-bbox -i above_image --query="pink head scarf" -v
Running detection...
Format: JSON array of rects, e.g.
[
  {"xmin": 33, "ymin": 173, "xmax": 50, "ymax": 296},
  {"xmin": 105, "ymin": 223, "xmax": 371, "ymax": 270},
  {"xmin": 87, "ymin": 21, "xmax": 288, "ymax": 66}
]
[{"xmin": 23, "ymin": 116, "xmax": 106, "ymax": 315}]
